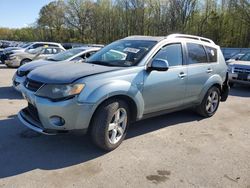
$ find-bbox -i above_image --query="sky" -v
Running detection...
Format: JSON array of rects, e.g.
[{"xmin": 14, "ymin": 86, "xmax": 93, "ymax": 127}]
[{"xmin": 0, "ymin": 0, "xmax": 54, "ymax": 28}]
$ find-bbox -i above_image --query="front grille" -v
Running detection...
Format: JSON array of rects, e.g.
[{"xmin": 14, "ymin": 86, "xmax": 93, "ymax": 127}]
[
  {"xmin": 24, "ymin": 78, "xmax": 44, "ymax": 92},
  {"xmin": 17, "ymin": 70, "xmax": 29, "ymax": 77},
  {"xmin": 234, "ymin": 67, "xmax": 250, "ymax": 74},
  {"xmin": 27, "ymin": 103, "xmax": 40, "ymax": 123}
]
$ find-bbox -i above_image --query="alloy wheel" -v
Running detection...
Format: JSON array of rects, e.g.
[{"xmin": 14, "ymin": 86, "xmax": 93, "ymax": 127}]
[{"xmin": 108, "ymin": 108, "xmax": 127, "ymax": 144}]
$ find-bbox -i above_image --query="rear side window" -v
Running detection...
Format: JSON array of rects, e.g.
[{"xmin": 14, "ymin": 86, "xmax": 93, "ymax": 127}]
[
  {"xmin": 187, "ymin": 43, "xmax": 208, "ymax": 64},
  {"xmin": 205, "ymin": 46, "xmax": 217, "ymax": 62},
  {"xmin": 153, "ymin": 43, "xmax": 183, "ymax": 66},
  {"xmin": 44, "ymin": 48, "xmax": 53, "ymax": 54}
]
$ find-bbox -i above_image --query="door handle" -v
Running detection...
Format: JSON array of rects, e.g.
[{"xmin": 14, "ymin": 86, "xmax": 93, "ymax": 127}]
[
  {"xmin": 206, "ymin": 68, "xmax": 213, "ymax": 73},
  {"xmin": 178, "ymin": 72, "xmax": 187, "ymax": 79}
]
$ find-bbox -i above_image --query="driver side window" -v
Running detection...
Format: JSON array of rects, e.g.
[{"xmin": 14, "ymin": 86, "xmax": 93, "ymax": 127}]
[{"xmin": 153, "ymin": 43, "xmax": 183, "ymax": 67}]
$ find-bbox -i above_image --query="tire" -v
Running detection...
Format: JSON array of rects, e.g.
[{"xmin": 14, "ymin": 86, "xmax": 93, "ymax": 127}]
[
  {"xmin": 229, "ymin": 82, "xmax": 234, "ymax": 88},
  {"xmin": 196, "ymin": 86, "xmax": 221, "ymax": 118},
  {"xmin": 90, "ymin": 99, "xmax": 130, "ymax": 151},
  {"xmin": 20, "ymin": 59, "xmax": 31, "ymax": 66}
]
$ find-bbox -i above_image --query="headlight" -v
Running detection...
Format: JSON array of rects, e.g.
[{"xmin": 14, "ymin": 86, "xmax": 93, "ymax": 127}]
[{"xmin": 35, "ymin": 83, "xmax": 85, "ymax": 101}]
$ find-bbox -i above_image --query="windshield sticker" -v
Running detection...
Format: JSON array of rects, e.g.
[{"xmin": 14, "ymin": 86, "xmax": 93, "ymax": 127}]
[{"xmin": 124, "ymin": 47, "xmax": 140, "ymax": 53}]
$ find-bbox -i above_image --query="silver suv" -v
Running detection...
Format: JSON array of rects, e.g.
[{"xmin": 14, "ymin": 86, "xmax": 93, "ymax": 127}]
[{"xmin": 18, "ymin": 34, "xmax": 229, "ymax": 151}]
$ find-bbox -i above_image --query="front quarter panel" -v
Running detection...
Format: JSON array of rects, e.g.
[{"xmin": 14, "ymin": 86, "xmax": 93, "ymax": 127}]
[{"xmin": 77, "ymin": 68, "xmax": 145, "ymax": 119}]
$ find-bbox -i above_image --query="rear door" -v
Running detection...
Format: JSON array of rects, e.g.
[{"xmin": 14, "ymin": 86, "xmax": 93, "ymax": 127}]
[
  {"xmin": 184, "ymin": 42, "xmax": 213, "ymax": 103},
  {"xmin": 142, "ymin": 43, "xmax": 188, "ymax": 114}
]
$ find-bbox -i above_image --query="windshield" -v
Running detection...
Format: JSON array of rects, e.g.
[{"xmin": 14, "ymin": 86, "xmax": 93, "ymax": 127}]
[
  {"xmin": 231, "ymin": 53, "xmax": 244, "ymax": 59},
  {"xmin": 47, "ymin": 48, "xmax": 84, "ymax": 61},
  {"xmin": 239, "ymin": 52, "xmax": 250, "ymax": 61},
  {"xmin": 86, "ymin": 40, "xmax": 157, "ymax": 67}
]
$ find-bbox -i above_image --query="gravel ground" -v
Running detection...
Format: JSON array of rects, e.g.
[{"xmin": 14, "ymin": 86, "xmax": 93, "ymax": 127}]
[{"xmin": 0, "ymin": 64, "xmax": 249, "ymax": 188}]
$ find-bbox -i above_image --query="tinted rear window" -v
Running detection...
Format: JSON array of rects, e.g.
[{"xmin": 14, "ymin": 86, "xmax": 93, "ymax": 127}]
[
  {"xmin": 187, "ymin": 43, "xmax": 208, "ymax": 64},
  {"xmin": 205, "ymin": 46, "xmax": 217, "ymax": 62}
]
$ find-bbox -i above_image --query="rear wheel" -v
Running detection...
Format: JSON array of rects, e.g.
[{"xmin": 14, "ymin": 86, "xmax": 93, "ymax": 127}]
[
  {"xmin": 90, "ymin": 99, "xmax": 130, "ymax": 151},
  {"xmin": 196, "ymin": 86, "xmax": 221, "ymax": 117}
]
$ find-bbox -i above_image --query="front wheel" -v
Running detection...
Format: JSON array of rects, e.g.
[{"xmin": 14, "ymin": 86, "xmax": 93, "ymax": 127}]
[
  {"xmin": 90, "ymin": 99, "xmax": 130, "ymax": 151},
  {"xmin": 196, "ymin": 86, "xmax": 221, "ymax": 118}
]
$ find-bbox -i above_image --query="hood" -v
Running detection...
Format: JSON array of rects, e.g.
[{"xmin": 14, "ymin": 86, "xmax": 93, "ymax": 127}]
[
  {"xmin": 229, "ymin": 61, "xmax": 250, "ymax": 68},
  {"xmin": 10, "ymin": 51, "xmax": 28, "ymax": 56},
  {"xmin": 19, "ymin": 60, "xmax": 56, "ymax": 72},
  {"xmin": 28, "ymin": 62, "xmax": 122, "ymax": 84},
  {"xmin": 7, "ymin": 49, "xmax": 25, "ymax": 54}
]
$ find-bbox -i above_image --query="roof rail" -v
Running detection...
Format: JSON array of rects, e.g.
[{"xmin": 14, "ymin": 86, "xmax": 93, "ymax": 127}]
[{"xmin": 167, "ymin": 34, "xmax": 215, "ymax": 45}]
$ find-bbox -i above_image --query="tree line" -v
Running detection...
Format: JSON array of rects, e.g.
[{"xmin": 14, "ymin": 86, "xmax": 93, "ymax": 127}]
[{"xmin": 0, "ymin": 0, "xmax": 249, "ymax": 47}]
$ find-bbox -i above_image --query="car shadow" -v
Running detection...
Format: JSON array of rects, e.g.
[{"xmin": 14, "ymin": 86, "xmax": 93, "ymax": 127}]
[
  {"xmin": 0, "ymin": 115, "xmax": 106, "ymax": 178},
  {"xmin": 0, "ymin": 86, "xmax": 23, "ymax": 100},
  {"xmin": 127, "ymin": 110, "xmax": 202, "ymax": 139},
  {"xmin": 0, "ymin": 109, "xmax": 202, "ymax": 179},
  {"xmin": 229, "ymin": 85, "xmax": 250, "ymax": 98}
]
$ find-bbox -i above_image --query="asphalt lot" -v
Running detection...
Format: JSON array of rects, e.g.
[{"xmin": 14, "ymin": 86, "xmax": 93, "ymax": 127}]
[{"xmin": 0, "ymin": 64, "xmax": 249, "ymax": 188}]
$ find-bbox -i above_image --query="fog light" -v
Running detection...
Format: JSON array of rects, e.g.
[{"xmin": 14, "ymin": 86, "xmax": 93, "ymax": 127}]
[{"xmin": 49, "ymin": 116, "xmax": 65, "ymax": 126}]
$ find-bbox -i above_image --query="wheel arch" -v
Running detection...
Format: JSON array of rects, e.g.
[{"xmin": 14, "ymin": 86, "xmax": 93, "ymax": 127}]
[
  {"xmin": 198, "ymin": 75, "xmax": 223, "ymax": 103},
  {"xmin": 87, "ymin": 94, "xmax": 140, "ymax": 135},
  {"xmin": 93, "ymin": 94, "xmax": 138, "ymax": 122},
  {"xmin": 20, "ymin": 58, "xmax": 32, "ymax": 65}
]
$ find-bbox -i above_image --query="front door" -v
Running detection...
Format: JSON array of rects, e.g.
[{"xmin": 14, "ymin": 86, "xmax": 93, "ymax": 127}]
[{"xmin": 142, "ymin": 43, "xmax": 187, "ymax": 114}]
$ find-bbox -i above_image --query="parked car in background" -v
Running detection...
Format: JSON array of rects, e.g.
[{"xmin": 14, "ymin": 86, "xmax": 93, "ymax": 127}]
[
  {"xmin": 0, "ymin": 41, "xmax": 12, "ymax": 48},
  {"xmin": 12, "ymin": 46, "xmax": 101, "ymax": 91},
  {"xmin": 228, "ymin": 52, "xmax": 250, "ymax": 87},
  {"xmin": 221, "ymin": 48, "xmax": 250, "ymax": 61},
  {"xmin": 1, "ymin": 42, "xmax": 65, "ymax": 64},
  {"xmin": 62, "ymin": 43, "xmax": 104, "ymax": 49},
  {"xmin": 226, "ymin": 52, "xmax": 247, "ymax": 64},
  {"xmin": 0, "ymin": 43, "xmax": 32, "ymax": 63},
  {"xmin": 62, "ymin": 43, "xmax": 85, "ymax": 49},
  {"xmin": 18, "ymin": 34, "xmax": 229, "ymax": 151},
  {"xmin": 0, "ymin": 49, "xmax": 3, "ymax": 64},
  {"xmin": 5, "ymin": 46, "xmax": 65, "ymax": 67}
]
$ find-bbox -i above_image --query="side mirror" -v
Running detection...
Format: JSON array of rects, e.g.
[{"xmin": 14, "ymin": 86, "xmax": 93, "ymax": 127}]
[
  {"xmin": 235, "ymin": 57, "xmax": 240, "ymax": 61},
  {"xmin": 149, "ymin": 58, "xmax": 169, "ymax": 71}
]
